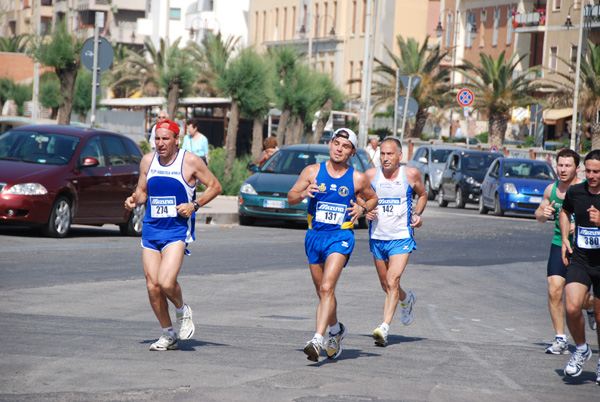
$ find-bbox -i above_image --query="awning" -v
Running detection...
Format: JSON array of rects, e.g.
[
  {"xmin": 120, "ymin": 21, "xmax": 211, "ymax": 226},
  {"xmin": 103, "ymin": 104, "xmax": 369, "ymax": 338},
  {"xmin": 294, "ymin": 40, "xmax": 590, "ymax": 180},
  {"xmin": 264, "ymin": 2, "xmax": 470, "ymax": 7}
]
[{"xmin": 543, "ymin": 108, "xmax": 573, "ymax": 125}]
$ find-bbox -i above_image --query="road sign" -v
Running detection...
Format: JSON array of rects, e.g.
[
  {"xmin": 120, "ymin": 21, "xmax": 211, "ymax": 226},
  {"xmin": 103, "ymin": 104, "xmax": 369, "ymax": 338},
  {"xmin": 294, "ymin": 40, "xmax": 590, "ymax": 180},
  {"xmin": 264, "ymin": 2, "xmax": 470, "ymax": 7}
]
[
  {"xmin": 397, "ymin": 96, "xmax": 419, "ymax": 119},
  {"xmin": 490, "ymin": 145, "xmax": 499, "ymax": 152},
  {"xmin": 399, "ymin": 75, "xmax": 421, "ymax": 95},
  {"xmin": 457, "ymin": 88, "xmax": 474, "ymax": 107},
  {"xmin": 81, "ymin": 36, "xmax": 114, "ymax": 73}
]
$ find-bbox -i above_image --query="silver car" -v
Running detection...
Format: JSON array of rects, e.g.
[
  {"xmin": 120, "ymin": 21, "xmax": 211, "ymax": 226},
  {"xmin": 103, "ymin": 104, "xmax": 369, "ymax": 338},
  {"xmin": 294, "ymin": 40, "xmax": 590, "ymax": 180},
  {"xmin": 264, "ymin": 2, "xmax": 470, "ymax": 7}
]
[{"xmin": 407, "ymin": 145, "xmax": 456, "ymax": 200}]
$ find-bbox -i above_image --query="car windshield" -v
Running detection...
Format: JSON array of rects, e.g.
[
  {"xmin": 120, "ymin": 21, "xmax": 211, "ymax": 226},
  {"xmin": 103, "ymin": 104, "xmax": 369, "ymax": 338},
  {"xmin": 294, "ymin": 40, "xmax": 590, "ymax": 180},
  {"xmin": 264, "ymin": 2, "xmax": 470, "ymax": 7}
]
[
  {"xmin": 463, "ymin": 154, "xmax": 499, "ymax": 171},
  {"xmin": 431, "ymin": 149, "xmax": 453, "ymax": 163},
  {"xmin": 260, "ymin": 149, "xmax": 365, "ymax": 173},
  {"xmin": 503, "ymin": 161, "xmax": 557, "ymax": 180},
  {"xmin": 0, "ymin": 130, "xmax": 80, "ymax": 165}
]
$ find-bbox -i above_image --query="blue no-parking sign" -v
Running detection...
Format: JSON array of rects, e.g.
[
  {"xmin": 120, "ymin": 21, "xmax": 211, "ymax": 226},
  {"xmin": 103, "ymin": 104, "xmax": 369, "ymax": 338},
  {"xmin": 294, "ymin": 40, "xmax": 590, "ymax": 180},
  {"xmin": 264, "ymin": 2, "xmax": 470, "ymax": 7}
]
[
  {"xmin": 457, "ymin": 88, "xmax": 474, "ymax": 107},
  {"xmin": 490, "ymin": 145, "xmax": 499, "ymax": 152}
]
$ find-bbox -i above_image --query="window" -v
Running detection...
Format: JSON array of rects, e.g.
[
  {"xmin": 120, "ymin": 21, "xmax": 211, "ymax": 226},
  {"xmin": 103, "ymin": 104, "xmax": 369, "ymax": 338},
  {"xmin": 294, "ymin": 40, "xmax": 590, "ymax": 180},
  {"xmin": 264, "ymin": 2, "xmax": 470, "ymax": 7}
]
[
  {"xmin": 349, "ymin": 61, "xmax": 354, "ymax": 92},
  {"xmin": 466, "ymin": 11, "xmax": 475, "ymax": 47},
  {"xmin": 352, "ymin": 1, "xmax": 356, "ymax": 34},
  {"xmin": 550, "ymin": 46, "xmax": 558, "ymax": 72},
  {"xmin": 254, "ymin": 11, "xmax": 258, "ymax": 43},
  {"xmin": 507, "ymin": 7, "xmax": 513, "ymax": 45},
  {"xmin": 445, "ymin": 12, "xmax": 453, "ymax": 48},
  {"xmin": 169, "ymin": 8, "xmax": 181, "ymax": 20},
  {"xmin": 80, "ymin": 136, "xmax": 106, "ymax": 167},
  {"xmin": 262, "ymin": 11, "xmax": 266, "ymax": 42},
  {"xmin": 333, "ymin": 1, "xmax": 338, "ymax": 27},
  {"xmin": 362, "ymin": 0, "xmax": 367, "ymax": 33},
  {"xmin": 571, "ymin": 45, "xmax": 578, "ymax": 72},
  {"xmin": 283, "ymin": 8, "xmax": 287, "ymax": 40},
  {"xmin": 123, "ymin": 139, "xmax": 142, "ymax": 165},
  {"xmin": 292, "ymin": 7, "xmax": 296, "ymax": 38},
  {"xmin": 103, "ymin": 136, "xmax": 130, "ymax": 166},
  {"xmin": 275, "ymin": 8, "xmax": 279, "ymax": 41},
  {"xmin": 323, "ymin": 2, "xmax": 328, "ymax": 37},
  {"xmin": 493, "ymin": 8, "xmax": 499, "ymax": 47},
  {"xmin": 314, "ymin": 3, "xmax": 319, "ymax": 37},
  {"xmin": 554, "ymin": 0, "xmax": 561, "ymax": 11}
]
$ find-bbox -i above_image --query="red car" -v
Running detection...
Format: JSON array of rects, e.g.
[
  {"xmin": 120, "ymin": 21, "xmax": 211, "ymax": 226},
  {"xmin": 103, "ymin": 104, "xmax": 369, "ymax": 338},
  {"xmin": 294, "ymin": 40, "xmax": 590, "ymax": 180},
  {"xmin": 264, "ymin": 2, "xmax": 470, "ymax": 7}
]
[{"xmin": 0, "ymin": 125, "xmax": 145, "ymax": 237}]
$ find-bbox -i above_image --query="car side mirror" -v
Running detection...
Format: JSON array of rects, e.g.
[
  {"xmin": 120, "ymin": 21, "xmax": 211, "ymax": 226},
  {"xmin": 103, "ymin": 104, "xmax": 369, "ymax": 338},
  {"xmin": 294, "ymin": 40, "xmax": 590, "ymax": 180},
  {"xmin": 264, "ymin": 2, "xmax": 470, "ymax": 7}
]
[
  {"xmin": 81, "ymin": 157, "xmax": 99, "ymax": 168},
  {"xmin": 247, "ymin": 163, "xmax": 259, "ymax": 173},
  {"xmin": 418, "ymin": 157, "xmax": 427, "ymax": 164}
]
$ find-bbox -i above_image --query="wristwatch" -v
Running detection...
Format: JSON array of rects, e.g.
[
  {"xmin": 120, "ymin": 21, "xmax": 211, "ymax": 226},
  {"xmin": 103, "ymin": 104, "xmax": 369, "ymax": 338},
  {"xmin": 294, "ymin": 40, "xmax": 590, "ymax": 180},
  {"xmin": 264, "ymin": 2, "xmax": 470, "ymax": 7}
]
[
  {"xmin": 361, "ymin": 206, "xmax": 368, "ymax": 215},
  {"xmin": 193, "ymin": 201, "xmax": 200, "ymax": 211},
  {"xmin": 413, "ymin": 212, "xmax": 422, "ymax": 217}
]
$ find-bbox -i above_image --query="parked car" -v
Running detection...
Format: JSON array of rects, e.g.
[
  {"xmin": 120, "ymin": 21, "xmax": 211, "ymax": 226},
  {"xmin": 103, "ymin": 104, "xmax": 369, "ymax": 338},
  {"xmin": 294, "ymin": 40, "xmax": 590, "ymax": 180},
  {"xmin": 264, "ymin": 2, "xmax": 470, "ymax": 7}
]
[
  {"xmin": 407, "ymin": 145, "xmax": 456, "ymax": 200},
  {"xmin": 0, "ymin": 125, "xmax": 145, "ymax": 237},
  {"xmin": 238, "ymin": 144, "xmax": 372, "ymax": 227},
  {"xmin": 438, "ymin": 149, "xmax": 504, "ymax": 208},
  {"xmin": 479, "ymin": 158, "xmax": 557, "ymax": 216}
]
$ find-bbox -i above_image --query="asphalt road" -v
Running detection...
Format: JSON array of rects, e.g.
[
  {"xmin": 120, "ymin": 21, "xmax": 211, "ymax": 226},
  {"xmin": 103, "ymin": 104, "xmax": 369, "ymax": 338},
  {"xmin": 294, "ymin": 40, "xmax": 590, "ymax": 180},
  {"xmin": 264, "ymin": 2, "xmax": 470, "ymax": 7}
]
[{"xmin": 0, "ymin": 204, "xmax": 599, "ymax": 401}]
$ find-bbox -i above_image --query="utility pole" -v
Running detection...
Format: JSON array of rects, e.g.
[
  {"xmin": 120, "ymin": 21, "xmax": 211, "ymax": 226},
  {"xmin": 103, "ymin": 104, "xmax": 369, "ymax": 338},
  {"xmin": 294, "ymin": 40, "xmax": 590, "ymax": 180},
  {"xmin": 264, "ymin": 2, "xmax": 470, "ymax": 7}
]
[
  {"xmin": 571, "ymin": 3, "xmax": 586, "ymax": 151},
  {"xmin": 32, "ymin": 0, "xmax": 41, "ymax": 120},
  {"xmin": 358, "ymin": 0, "xmax": 373, "ymax": 149}
]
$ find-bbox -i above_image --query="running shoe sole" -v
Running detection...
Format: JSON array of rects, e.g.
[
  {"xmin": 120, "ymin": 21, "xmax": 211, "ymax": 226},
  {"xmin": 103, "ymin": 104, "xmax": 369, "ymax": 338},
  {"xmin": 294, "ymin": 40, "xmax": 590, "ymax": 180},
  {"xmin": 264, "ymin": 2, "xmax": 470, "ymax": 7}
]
[
  {"xmin": 372, "ymin": 328, "xmax": 386, "ymax": 347},
  {"xmin": 326, "ymin": 324, "xmax": 347, "ymax": 359},
  {"xmin": 304, "ymin": 344, "xmax": 320, "ymax": 362},
  {"xmin": 149, "ymin": 339, "xmax": 178, "ymax": 351},
  {"xmin": 401, "ymin": 292, "xmax": 416, "ymax": 326},
  {"xmin": 178, "ymin": 305, "xmax": 195, "ymax": 340},
  {"xmin": 564, "ymin": 349, "xmax": 592, "ymax": 377}
]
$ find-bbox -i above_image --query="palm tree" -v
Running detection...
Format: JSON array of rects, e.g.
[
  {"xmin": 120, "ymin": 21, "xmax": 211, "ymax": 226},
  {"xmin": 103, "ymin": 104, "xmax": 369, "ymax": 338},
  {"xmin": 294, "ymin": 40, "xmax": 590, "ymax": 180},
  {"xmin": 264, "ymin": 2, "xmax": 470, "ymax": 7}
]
[
  {"xmin": 457, "ymin": 51, "xmax": 544, "ymax": 147},
  {"xmin": 187, "ymin": 32, "xmax": 240, "ymax": 97},
  {"xmin": 554, "ymin": 40, "xmax": 600, "ymax": 150},
  {"xmin": 371, "ymin": 35, "xmax": 451, "ymax": 138},
  {"xmin": 270, "ymin": 46, "xmax": 302, "ymax": 147},
  {"xmin": 116, "ymin": 37, "xmax": 194, "ymax": 118},
  {"xmin": 0, "ymin": 34, "xmax": 30, "ymax": 52},
  {"xmin": 311, "ymin": 73, "xmax": 343, "ymax": 144}
]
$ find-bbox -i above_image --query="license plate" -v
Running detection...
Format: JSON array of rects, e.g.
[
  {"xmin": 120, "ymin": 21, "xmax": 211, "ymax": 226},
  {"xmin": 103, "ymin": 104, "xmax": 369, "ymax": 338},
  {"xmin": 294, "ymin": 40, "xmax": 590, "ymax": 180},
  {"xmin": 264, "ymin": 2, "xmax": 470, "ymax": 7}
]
[
  {"xmin": 529, "ymin": 196, "xmax": 542, "ymax": 203},
  {"xmin": 263, "ymin": 200, "xmax": 285, "ymax": 209}
]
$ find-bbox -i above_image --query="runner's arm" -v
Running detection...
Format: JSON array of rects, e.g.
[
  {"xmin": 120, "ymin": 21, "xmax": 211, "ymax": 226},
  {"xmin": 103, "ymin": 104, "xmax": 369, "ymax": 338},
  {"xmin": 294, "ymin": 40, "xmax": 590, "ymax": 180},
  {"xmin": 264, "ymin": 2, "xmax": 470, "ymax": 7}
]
[
  {"xmin": 406, "ymin": 167, "xmax": 427, "ymax": 227},
  {"xmin": 534, "ymin": 184, "xmax": 554, "ymax": 223},
  {"xmin": 125, "ymin": 154, "xmax": 151, "ymax": 210},
  {"xmin": 559, "ymin": 207, "xmax": 573, "ymax": 266},
  {"xmin": 287, "ymin": 165, "xmax": 319, "ymax": 206}
]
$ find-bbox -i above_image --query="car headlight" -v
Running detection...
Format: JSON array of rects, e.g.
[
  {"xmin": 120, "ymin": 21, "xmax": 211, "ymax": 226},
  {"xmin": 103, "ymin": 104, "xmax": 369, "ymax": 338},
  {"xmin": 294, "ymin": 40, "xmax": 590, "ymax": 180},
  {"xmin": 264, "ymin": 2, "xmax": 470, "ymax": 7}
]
[
  {"xmin": 503, "ymin": 183, "xmax": 518, "ymax": 194},
  {"xmin": 239, "ymin": 183, "xmax": 258, "ymax": 195},
  {"xmin": 465, "ymin": 176, "xmax": 477, "ymax": 185},
  {"xmin": 4, "ymin": 183, "xmax": 48, "ymax": 195}
]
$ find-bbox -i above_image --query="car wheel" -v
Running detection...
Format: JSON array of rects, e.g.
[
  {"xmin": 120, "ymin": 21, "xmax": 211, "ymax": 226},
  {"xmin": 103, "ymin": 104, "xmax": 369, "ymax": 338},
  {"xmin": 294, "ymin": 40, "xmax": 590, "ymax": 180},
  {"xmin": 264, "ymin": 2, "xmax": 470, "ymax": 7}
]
[
  {"xmin": 43, "ymin": 196, "xmax": 72, "ymax": 238},
  {"xmin": 119, "ymin": 204, "xmax": 145, "ymax": 236},
  {"xmin": 357, "ymin": 216, "xmax": 368, "ymax": 229},
  {"xmin": 438, "ymin": 187, "xmax": 448, "ymax": 207},
  {"xmin": 478, "ymin": 194, "xmax": 489, "ymax": 215},
  {"xmin": 455, "ymin": 187, "xmax": 465, "ymax": 208},
  {"xmin": 494, "ymin": 194, "xmax": 504, "ymax": 216},
  {"xmin": 426, "ymin": 178, "xmax": 435, "ymax": 201},
  {"xmin": 238, "ymin": 215, "xmax": 255, "ymax": 226}
]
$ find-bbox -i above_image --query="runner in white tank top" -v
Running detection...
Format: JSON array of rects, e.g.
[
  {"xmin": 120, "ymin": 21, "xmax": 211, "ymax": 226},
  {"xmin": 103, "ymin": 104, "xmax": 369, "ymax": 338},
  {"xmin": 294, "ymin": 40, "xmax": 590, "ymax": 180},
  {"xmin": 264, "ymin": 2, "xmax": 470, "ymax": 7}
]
[{"xmin": 364, "ymin": 138, "xmax": 427, "ymax": 347}]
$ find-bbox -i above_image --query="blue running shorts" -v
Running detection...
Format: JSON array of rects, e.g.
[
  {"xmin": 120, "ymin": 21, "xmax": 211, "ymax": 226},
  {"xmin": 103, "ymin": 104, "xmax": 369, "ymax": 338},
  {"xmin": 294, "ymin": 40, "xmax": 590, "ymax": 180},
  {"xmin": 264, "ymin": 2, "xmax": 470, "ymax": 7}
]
[
  {"xmin": 547, "ymin": 243, "xmax": 567, "ymax": 278},
  {"xmin": 305, "ymin": 229, "xmax": 355, "ymax": 266},
  {"xmin": 369, "ymin": 238, "xmax": 417, "ymax": 261},
  {"xmin": 141, "ymin": 238, "xmax": 191, "ymax": 256}
]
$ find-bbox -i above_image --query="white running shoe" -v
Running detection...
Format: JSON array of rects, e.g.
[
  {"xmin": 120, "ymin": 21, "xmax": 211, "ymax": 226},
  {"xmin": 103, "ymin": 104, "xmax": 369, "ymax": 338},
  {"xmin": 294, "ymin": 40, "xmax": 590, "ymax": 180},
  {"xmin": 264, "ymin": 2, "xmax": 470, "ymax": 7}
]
[
  {"xmin": 564, "ymin": 346, "xmax": 592, "ymax": 377},
  {"xmin": 177, "ymin": 304, "xmax": 195, "ymax": 340},
  {"xmin": 545, "ymin": 337, "xmax": 569, "ymax": 355},
  {"xmin": 303, "ymin": 337, "xmax": 322, "ymax": 362},
  {"xmin": 587, "ymin": 311, "xmax": 597, "ymax": 331},
  {"xmin": 326, "ymin": 322, "xmax": 347, "ymax": 359},
  {"xmin": 149, "ymin": 332, "xmax": 178, "ymax": 351},
  {"xmin": 401, "ymin": 291, "xmax": 416, "ymax": 325},
  {"xmin": 372, "ymin": 325, "xmax": 388, "ymax": 347}
]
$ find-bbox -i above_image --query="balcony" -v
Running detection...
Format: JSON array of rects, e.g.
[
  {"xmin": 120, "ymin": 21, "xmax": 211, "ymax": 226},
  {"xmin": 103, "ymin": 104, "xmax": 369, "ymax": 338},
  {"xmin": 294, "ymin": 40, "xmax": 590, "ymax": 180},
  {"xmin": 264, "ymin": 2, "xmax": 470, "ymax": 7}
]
[{"xmin": 513, "ymin": 10, "xmax": 546, "ymax": 33}]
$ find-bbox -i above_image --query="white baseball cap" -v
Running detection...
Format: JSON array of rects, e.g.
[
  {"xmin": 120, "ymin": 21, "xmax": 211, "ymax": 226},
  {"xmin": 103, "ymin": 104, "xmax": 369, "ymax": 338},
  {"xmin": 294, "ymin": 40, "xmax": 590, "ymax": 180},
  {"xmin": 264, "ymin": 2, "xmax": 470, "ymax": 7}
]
[{"xmin": 333, "ymin": 128, "xmax": 358, "ymax": 148}]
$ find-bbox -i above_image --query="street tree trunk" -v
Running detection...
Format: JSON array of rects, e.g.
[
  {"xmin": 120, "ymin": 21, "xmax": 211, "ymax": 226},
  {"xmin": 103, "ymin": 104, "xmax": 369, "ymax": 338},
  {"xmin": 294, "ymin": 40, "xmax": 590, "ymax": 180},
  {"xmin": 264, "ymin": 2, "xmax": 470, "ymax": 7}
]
[
  {"xmin": 488, "ymin": 111, "xmax": 509, "ymax": 147},
  {"xmin": 166, "ymin": 84, "xmax": 179, "ymax": 120},
  {"xmin": 225, "ymin": 99, "xmax": 240, "ymax": 176},
  {"xmin": 275, "ymin": 107, "xmax": 291, "ymax": 147},
  {"xmin": 311, "ymin": 97, "xmax": 333, "ymax": 144},
  {"xmin": 409, "ymin": 109, "xmax": 429, "ymax": 139},
  {"xmin": 55, "ymin": 60, "xmax": 79, "ymax": 125},
  {"xmin": 251, "ymin": 116, "xmax": 264, "ymax": 159},
  {"xmin": 590, "ymin": 121, "xmax": 600, "ymax": 151},
  {"xmin": 285, "ymin": 115, "xmax": 305, "ymax": 145}
]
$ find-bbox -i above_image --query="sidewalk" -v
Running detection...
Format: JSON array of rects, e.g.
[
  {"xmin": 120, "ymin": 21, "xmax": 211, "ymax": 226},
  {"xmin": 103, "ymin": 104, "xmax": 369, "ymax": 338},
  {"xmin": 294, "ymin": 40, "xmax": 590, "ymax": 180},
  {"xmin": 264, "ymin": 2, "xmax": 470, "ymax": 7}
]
[{"xmin": 196, "ymin": 195, "xmax": 239, "ymax": 225}]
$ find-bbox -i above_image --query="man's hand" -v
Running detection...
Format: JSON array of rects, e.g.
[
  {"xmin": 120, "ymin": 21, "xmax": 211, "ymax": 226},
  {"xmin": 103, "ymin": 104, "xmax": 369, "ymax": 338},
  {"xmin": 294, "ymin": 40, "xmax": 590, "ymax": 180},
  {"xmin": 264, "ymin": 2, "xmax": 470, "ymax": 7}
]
[
  {"xmin": 302, "ymin": 179, "xmax": 319, "ymax": 199},
  {"xmin": 347, "ymin": 199, "xmax": 363, "ymax": 223},
  {"xmin": 124, "ymin": 193, "xmax": 137, "ymax": 211},
  {"xmin": 176, "ymin": 202, "xmax": 195, "ymax": 218},
  {"xmin": 366, "ymin": 207, "xmax": 378, "ymax": 221},
  {"xmin": 561, "ymin": 241, "xmax": 573, "ymax": 266},
  {"xmin": 542, "ymin": 200, "xmax": 556, "ymax": 219},
  {"xmin": 410, "ymin": 213, "xmax": 423, "ymax": 228},
  {"xmin": 588, "ymin": 205, "xmax": 600, "ymax": 226}
]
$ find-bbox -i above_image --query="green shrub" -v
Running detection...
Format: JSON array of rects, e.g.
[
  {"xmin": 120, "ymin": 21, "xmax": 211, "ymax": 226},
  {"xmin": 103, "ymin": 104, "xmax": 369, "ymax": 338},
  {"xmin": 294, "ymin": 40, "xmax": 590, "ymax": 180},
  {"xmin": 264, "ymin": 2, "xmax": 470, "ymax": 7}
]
[
  {"xmin": 421, "ymin": 132, "xmax": 437, "ymax": 141},
  {"xmin": 476, "ymin": 132, "xmax": 488, "ymax": 143},
  {"xmin": 524, "ymin": 136, "xmax": 536, "ymax": 147},
  {"xmin": 581, "ymin": 140, "xmax": 592, "ymax": 153},
  {"xmin": 207, "ymin": 148, "xmax": 253, "ymax": 196},
  {"xmin": 138, "ymin": 141, "xmax": 150, "ymax": 154}
]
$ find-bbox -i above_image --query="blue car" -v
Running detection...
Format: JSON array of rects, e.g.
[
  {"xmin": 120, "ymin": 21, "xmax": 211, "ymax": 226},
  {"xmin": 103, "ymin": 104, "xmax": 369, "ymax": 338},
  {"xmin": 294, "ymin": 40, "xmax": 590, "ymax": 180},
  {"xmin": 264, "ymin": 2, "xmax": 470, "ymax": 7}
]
[
  {"xmin": 479, "ymin": 158, "xmax": 557, "ymax": 216},
  {"xmin": 238, "ymin": 144, "xmax": 372, "ymax": 226}
]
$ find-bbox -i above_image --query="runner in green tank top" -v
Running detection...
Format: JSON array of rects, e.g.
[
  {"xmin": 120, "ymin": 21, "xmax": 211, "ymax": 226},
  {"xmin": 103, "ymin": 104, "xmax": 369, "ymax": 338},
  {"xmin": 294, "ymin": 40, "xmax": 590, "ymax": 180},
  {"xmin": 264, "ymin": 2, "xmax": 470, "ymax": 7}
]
[{"xmin": 535, "ymin": 149, "xmax": 595, "ymax": 355}]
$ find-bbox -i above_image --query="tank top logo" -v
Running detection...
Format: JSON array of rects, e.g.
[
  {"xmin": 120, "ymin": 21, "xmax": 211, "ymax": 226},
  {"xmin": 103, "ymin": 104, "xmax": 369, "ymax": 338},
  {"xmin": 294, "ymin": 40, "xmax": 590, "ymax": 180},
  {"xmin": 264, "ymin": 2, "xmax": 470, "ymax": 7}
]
[
  {"xmin": 338, "ymin": 186, "xmax": 349, "ymax": 197},
  {"xmin": 318, "ymin": 183, "xmax": 327, "ymax": 192}
]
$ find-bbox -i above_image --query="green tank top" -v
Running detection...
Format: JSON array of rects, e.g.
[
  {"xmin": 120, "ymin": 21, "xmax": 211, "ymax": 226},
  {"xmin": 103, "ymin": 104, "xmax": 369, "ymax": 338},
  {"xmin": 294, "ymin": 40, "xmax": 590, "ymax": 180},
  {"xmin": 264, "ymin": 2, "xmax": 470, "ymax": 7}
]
[{"xmin": 550, "ymin": 182, "xmax": 573, "ymax": 246}]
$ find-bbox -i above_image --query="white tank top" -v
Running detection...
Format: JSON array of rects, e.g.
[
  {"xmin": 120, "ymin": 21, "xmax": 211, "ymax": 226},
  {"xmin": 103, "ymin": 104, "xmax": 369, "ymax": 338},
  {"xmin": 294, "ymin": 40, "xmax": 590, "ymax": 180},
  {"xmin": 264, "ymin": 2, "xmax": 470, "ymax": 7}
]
[{"xmin": 369, "ymin": 166, "xmax": 414, "ymax": 240}]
